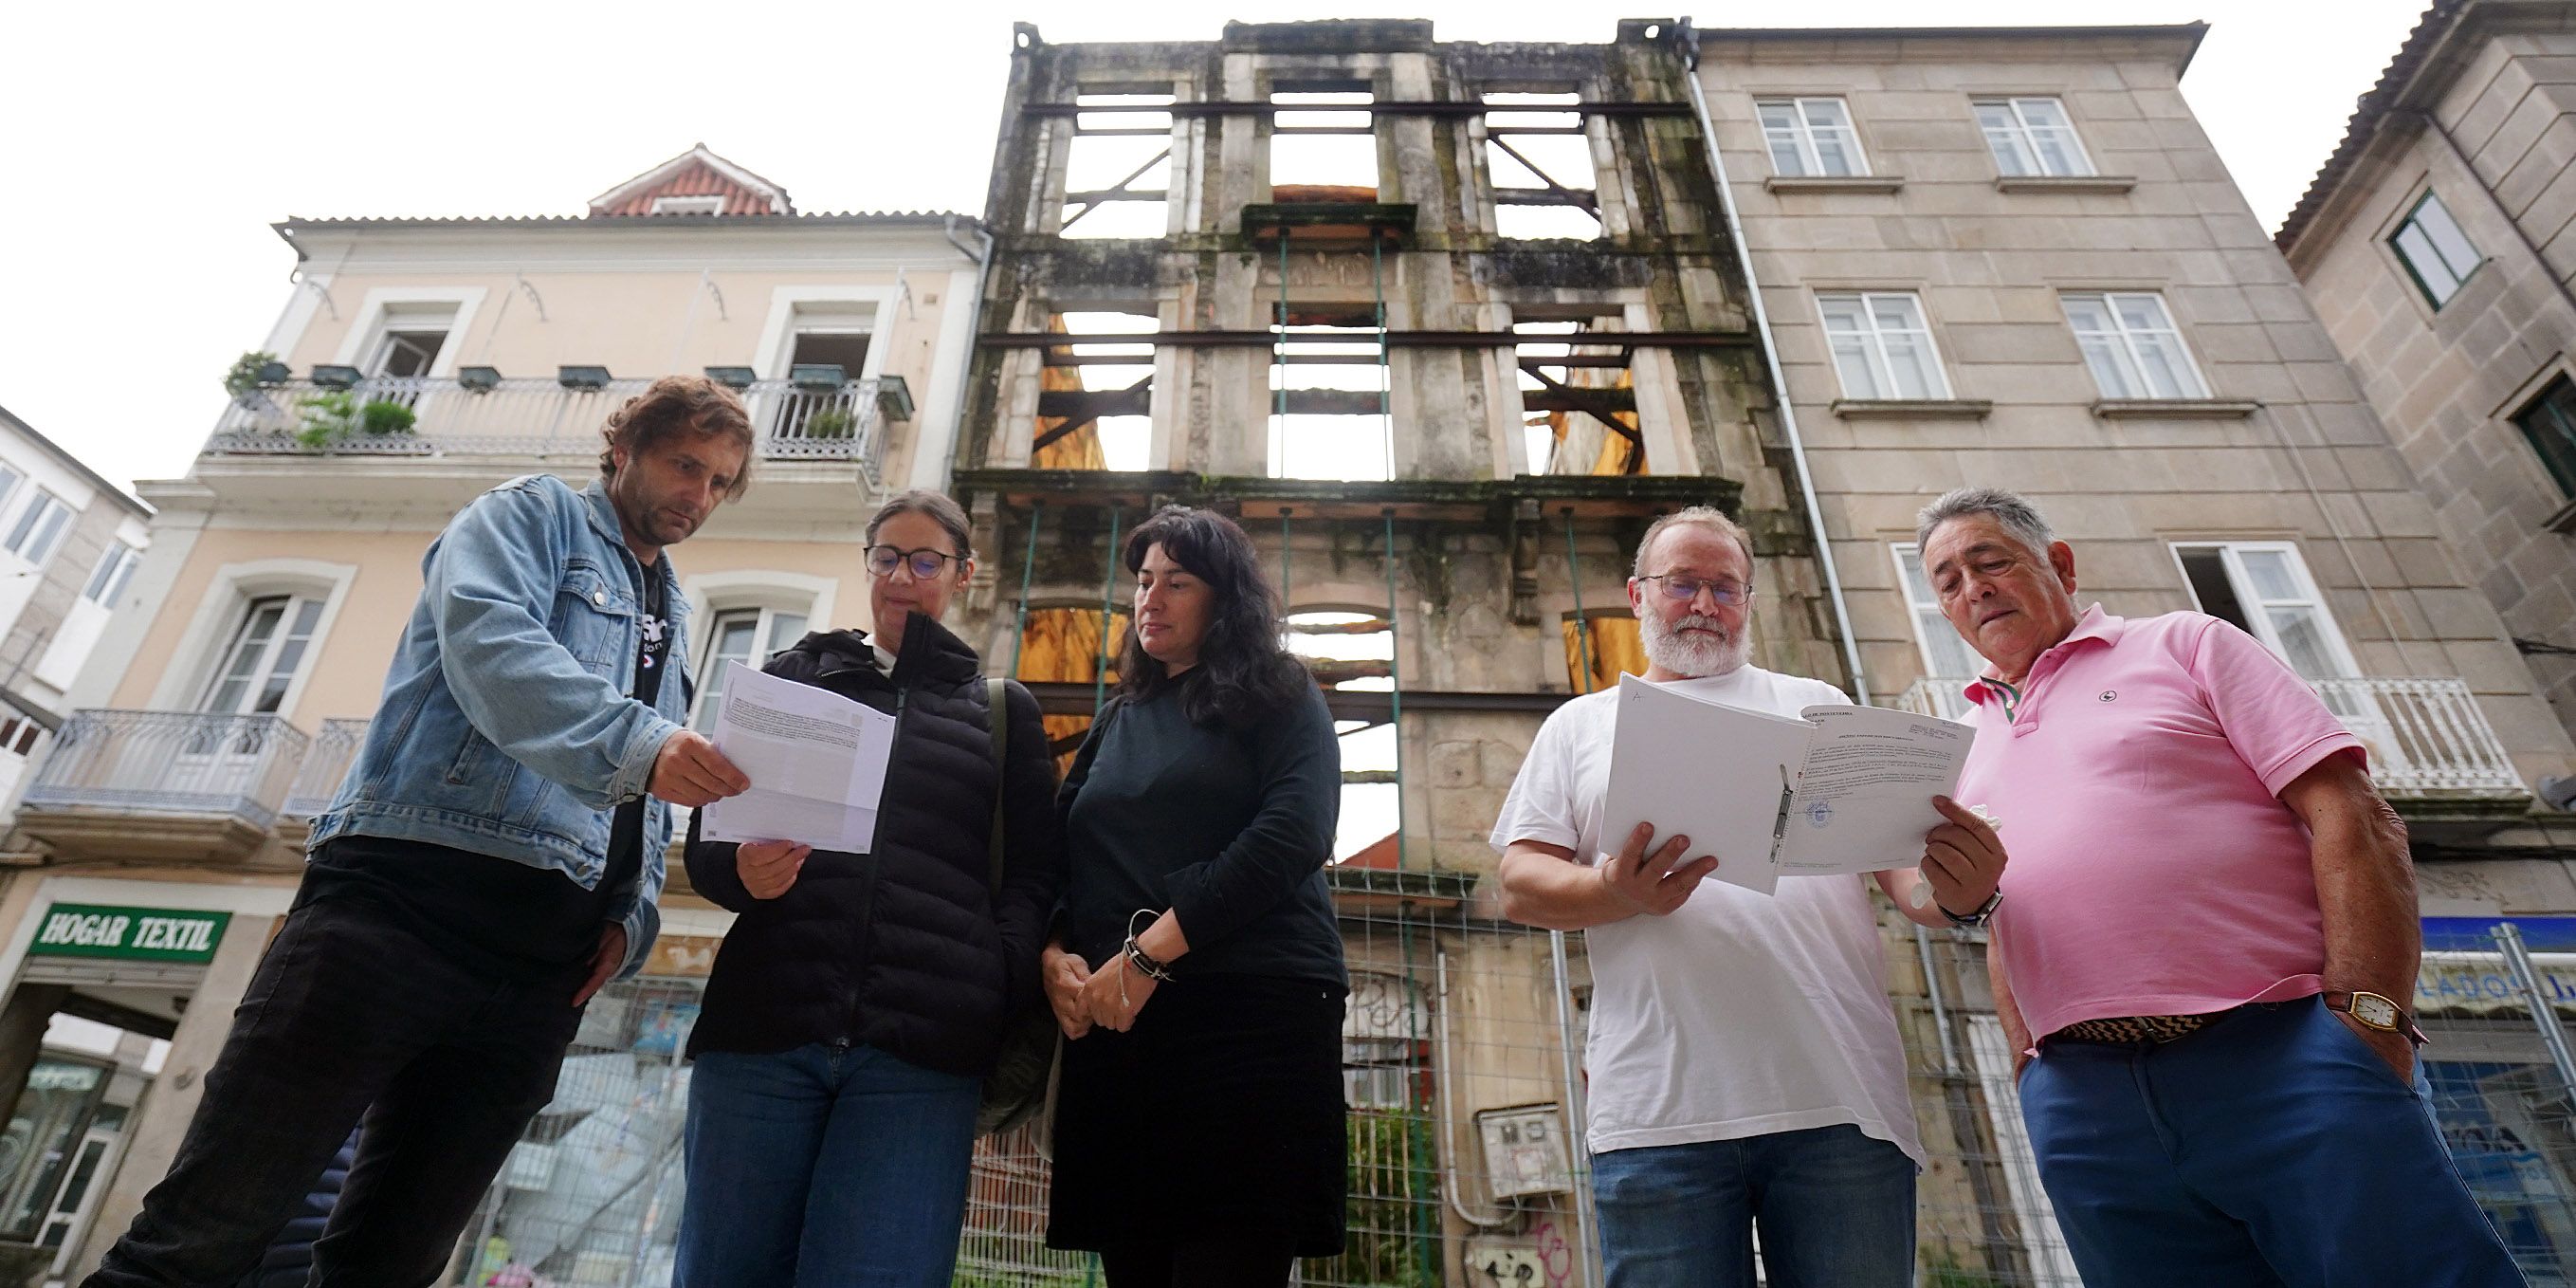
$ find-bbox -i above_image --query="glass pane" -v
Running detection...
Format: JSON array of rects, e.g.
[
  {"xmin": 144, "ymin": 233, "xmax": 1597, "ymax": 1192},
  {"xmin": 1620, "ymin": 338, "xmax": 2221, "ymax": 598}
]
[
  {"xmin": 1811, "ymin": 132, "xmax": 1856, "ymax": 177},
  {"xmin": 1828, "ymin": 334, "xmax": 1884, "ymax": 399},
  {"xmin": 2267, "ymin": 607, "xmax": 2339, "ymax": 679},
  {"xmin": 2015, "ymin": 98, "xmax": 2072, "ymax": 129},
  {"xmin": 2393, "ymin": 224, "xmax": 2462, "ymax": 304},
  {"xmin": 1919, "ymin": 607, "xmax": 1981, "ymax": 678},
  {"xmin": 1817, "ymin": 295, "xmax": 1867, "ymax": 333},
  {"xmin": 206, "ymin": 601, "xmax": 284, "ymax": 713},
  {"xmin": 764, "ymin": 613, "xmax": 808, "ymax": 654},
  {"xmin": 1880, "ymin": 331, "xmax": 1944, "ymax": 399},
  {"xmin": 2416, "ymin": 195, "xmax": 2481, "ymax": 280},
  {"xmin": 2061, "ymin": 294, "xmax": 2112, "ymax": 334},
  {"xmin": 2076, "ymin": 333, "xmax": 2139, "ymax": 398},
  {"xmin": 0, "ymin": 1058, "xmax": 104, "ymax": 1240},
  {"xmin": 2032, "ymin": 129, "xmax": 2086, "ymax": 176},
  {"xmin": 4, "ymin": 499, "xmax": 43, "ymax": 553},
  {"xmin": 1895, "ymin": 547, "xmax": 1935, "ymax": 605},
  {"xmin": 1976, "ymin": 104, "xmax": 2036, "ymax": 175},
  {"xmin": 2237, "ymin": 548, "xmax": 2303, "ymax": 603},
  {"xmin": 1868, "ymin": 294, "xmax": 1924, "ymax": 331},
  {"xmin": 2131, "ymin": 333, "xmax": 2206, "ymax": 398},
  {"xmin": 2111, "ymin": 293, "xmax": 2170, "ymax": 333},
  {"xmin": 2515, "ymin": 381, "xmax": 2576, "ymax": 498},
  {"xmin": 1756, "ymin": 101, "xmax": 1800, "ymax": 131},
  {"xmin": 1765, "ymin": 131, "xmax": 1805, "ymax": 175}
]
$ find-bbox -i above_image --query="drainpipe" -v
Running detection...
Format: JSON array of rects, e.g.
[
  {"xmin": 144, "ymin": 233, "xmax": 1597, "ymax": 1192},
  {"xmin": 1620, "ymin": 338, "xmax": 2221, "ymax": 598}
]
[
  {"xmin": 938, "ymin": 213, "xmax": 998, "ymax": 489},
  {"xmin": 1679, "ymin": 24, "xmax": 1873, "ymax": 705},
  {"xmin": 1434, "ymin": 950, "xmax": 1516, "ymax": 1229}
]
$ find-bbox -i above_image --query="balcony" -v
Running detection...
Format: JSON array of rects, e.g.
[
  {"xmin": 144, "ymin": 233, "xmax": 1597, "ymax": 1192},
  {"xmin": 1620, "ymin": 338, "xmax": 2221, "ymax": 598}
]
[
  {"xmin": 277, "ymin": 717, "xmax": 370, "ymax": 842},
  {"xmin": 204, "ymin": 375, "xmax": 894, "ymax": 481},
  {"xmin": 1894, "ymin": 675, "xmax": 2531, "ymax": 806},
  {"xmin": 18, "ymin": 710, "xmax": 311, "ymax": 864}
]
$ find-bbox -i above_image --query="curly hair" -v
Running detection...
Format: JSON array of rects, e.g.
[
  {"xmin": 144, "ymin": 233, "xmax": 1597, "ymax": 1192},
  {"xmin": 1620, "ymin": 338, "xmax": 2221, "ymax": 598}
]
[
  {"xmin": 1115, "ymin": 506, "xmax": 1311, "ymax": 729},
  {"xmin": 597, "ymin": 375, "xmax": 755, "ymax": 500}
]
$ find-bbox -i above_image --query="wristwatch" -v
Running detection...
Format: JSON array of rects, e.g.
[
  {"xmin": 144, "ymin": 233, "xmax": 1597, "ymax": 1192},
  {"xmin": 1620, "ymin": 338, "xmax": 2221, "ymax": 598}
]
[
  {"xmin": 2325, "ymin": 989, "xmax": 2428, "ymax": 1046},
  {"xmin": 1940, "ymin": 888, "xmax": 2003, "ymax": 929}
]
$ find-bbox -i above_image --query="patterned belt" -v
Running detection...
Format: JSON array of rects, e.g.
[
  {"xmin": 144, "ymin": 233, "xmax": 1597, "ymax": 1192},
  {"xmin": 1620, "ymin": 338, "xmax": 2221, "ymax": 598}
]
[{"xmin": 2049, "ymin": 1009, "xmax": 2238, "ymax": 1046}]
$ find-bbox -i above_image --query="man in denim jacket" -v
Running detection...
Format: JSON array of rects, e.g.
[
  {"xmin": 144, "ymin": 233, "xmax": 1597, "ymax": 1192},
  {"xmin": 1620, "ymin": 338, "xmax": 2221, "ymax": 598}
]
[{"xmin": 86, "ymin": 376, "xmax": 754, "ymax": 1287}]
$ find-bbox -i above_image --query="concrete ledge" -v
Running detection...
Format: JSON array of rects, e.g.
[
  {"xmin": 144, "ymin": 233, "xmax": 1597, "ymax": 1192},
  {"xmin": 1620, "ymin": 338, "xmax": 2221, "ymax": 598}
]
[
  {"xmin": 1763, "ymin": 175, "xmax": 1905, "ymax": 194},
  {"xmin": 2092, "ymin": 398, "xmax": 2260, "ymax": 419},
  {"xmin": 1831, "ymin": 398, "xmax": 1992, "ymax": 420},
  {"xmin": 1994, "ymin": 175, "xmax": 2138, "ymax": 194}
]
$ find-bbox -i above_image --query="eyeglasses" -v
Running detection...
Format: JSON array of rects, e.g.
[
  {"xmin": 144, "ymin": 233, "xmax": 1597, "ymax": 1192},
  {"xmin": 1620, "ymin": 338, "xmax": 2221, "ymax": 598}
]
[
  {"xmin": 1636, "ymin": 575, "xmax": 1754, "ymax": 607},
  {"xmin": 864, "ymin": 545, "xmax": 964, "ymax": 580}
]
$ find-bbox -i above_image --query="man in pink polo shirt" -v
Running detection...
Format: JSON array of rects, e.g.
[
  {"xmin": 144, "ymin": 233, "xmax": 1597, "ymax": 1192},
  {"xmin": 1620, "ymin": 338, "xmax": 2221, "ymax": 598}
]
[{"xmin": 1919, "ymin": 486, "xmax": 2522, "ymax": 1287}]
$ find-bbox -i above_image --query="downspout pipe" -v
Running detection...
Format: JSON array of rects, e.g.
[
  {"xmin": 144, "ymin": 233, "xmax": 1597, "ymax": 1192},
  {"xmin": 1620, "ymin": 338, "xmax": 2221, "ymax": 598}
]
[
  {"xmin": 1678, "ymin": 23, "xmax": 1873, "ymax": 706},
  {"xmin": 942, "ymin": 213, "xmax": 997, "ymax": 485}
]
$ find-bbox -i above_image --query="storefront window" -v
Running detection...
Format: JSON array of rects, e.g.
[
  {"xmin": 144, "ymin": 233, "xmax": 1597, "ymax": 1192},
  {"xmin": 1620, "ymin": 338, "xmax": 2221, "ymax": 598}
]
[{"xmin": 0, "ymin": 1056, "xmax": 110, "ymax": 1241}]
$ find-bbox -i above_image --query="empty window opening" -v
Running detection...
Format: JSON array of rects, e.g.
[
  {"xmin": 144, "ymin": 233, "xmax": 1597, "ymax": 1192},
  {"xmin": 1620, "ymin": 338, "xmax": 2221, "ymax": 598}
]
[
  {"xmin": 1062, "ymin": 93, "xmax": 1173, "ymax": 240},
  {"xmin": 361, "ymin": 304, "xmax": 457, "ymax": 409},
  {"xmin": 1485, "ymin": 91, "xmax": 1600, "ymax": 240},
  {"xmin": 1514, "ymin": 316, "xmax": 1640, "ymax": 475},
  {"xmin": 1037, "ymin": 310, "xmax": 1157, "ymax": 471},
  {"xmin": 649, "ymin": 194, "xmax": 725, "ymax": 216},
  {"xmin": 1270, "ymin": 88, "xmax": 1379, "ymax": 193},
  {"xmin": 776, "ymin": 308, "xmax": 874, "ymax": 440},
  {"xmin": 1561, "ymin": 608, "xmax": 1646, "ymax": 694},
  {"xmin": 1268, "ymin": 311, "xmax": 1391, "ymax": 481},
  {"xmin": 1287, "ymin": 610, "xmax": 1398, "ymax": 861},
  {"xmin": 1016, "ymin": 604, "xmax": 1130, "ymax": 773}
]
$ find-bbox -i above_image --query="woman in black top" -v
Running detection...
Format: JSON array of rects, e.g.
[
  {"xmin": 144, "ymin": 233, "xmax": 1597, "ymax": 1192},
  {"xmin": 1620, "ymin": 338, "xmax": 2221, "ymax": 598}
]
[
  {"xmin": 673, "ymin": 489, "xmax": 1061, "ymax": 1288},
  {"xmin": 1041, "ymin": 505, "xmax": 1348, "ymax": 1288}
]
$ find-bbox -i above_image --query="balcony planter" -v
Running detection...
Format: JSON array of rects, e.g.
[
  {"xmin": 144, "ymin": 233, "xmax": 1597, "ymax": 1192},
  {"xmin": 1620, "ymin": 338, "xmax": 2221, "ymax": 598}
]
[
  {"xmin": 222, "ymin": 351, "xmax": 287, "ymax": 402},
  {"xmin": 790, "ymin": 363, "xmax": 847, "ymax": 393},
  {"xmin": 457, "ymin": 365, "xmax": 502, "ymax": 393},
  {"xmin": 875, "ymin": 374, "xmax": 915, "ymax": 420},
  {"xmin": 703, "ymin": 365, "xmax": 758, "ymax": 390},
  {"xmin": 311, "ymin": 364, "xmax": 363, "ymax": 390},
  {"xmin": 558, "ymin": 365, "xmax": 613, "ymax": 391}
]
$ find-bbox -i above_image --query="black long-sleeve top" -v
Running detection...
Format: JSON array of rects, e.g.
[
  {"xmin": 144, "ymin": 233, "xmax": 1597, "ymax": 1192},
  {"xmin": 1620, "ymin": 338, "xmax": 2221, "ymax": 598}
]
[{"xmin": 1059, "ymin": 681, "xmax": 1347, "ymax": 988}]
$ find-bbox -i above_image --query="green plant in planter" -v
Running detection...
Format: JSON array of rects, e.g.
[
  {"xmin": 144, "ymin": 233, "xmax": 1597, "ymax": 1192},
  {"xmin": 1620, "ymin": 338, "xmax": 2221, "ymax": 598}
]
[
  {"xmin": 359, "ymin": 399, "xmax": 417, "ymax": 435},
  {"xmin": 297, "ymin": 392, "xmax": 356, "ymax": 446},
  {"xmin": 803, "ymin": 408, "xmax": 856, "ymax": 439},
  {"xmin": 224, "ymin": 351, "xmax": 283, "ymax": 401}
]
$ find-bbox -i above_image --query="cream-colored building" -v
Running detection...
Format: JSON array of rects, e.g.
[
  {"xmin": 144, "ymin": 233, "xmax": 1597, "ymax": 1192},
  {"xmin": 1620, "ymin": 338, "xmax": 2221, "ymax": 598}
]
[
  {"xmin": 2277, "ymin": 0, "xmax": 2576, "ymax": 764},
  {"xmin": 0, "ymin": 146, "xmax": 983, "ymax": 1280}
]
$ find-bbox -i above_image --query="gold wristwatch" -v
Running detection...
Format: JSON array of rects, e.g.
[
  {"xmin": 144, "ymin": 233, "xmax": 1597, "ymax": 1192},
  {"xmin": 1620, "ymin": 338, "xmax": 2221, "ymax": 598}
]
[{"xmin": 2324, "ymin": 989, "xmax": 2427, "ymax": 1046}]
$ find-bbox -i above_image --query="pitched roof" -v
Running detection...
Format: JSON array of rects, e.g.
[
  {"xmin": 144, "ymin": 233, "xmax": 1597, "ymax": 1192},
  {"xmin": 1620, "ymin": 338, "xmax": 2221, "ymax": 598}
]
[
  {"xmin": 2275, "ymin": 1, "xmax": 2463, "ymax": 250},
  {"xmin": 587, "ymin": 143, "xmax": 794, "ymax": 217}
]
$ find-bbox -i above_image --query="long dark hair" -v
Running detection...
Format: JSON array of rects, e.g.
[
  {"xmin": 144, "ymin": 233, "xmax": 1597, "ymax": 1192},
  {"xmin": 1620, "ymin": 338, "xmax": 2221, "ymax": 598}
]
[{"xmin": 1115, "ymin": 506, "xmax": 1310, "ymax": 728}]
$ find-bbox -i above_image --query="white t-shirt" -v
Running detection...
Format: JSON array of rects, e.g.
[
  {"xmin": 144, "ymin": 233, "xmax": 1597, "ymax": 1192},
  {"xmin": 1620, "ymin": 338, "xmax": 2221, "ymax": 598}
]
[{"xmin": 1488, "ymin": 664, "xmax": 1926, "ymax": 1164}]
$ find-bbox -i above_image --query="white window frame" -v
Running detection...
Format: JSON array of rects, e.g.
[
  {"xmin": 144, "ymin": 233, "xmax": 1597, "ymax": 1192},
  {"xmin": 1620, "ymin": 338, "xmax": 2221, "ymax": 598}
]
[
  {"xmin": 2061, "ymin": 291, "xmax": 2211, "ymax": 400},
  {"xmin": 81, "ymin": 543, "xmax": 139, "ymax": 607},
  {"xmin": 1973, "ymin": 97, "xmax": 2094, "ymax": 177},
  {"xmin": 649, "ymin": 194, "xmax": 726, "ymax": 215},
  {"xmin": 2167, "ymin": 542, "xmax": 2361, "ymax": 679},
  {"xmin": 147, "ymin": 559, "xmax": 356, "ymax": 716},
  {"xmin": 1756, "ymin": 97, "xmax": 1869, "ymax": 177},
  {"xmin": 330, "ymin": 288, "xmax": 486, "ymax": 380},
  {"xmin": 1889, "ymin": 543, "xmax": 1985, "ymax": 684},
  {"xmin": 0, "ymin": 464, "xmax": 26, "ymax": 521},
  {"xmin": 1816, "ymin": 291, "xmax": 1954, "ymax": 400},
  {"xmin": 679, "ymin": 572, "xmax": 835, "ymax": 727},
  {"xmin": 754, "ymin": 287, "xmax": 896, "ymax": 382},
  {"xmin": 2389, "ymin": 190, "xmax": 2483, "ymax": 308},
  {"xmin": 196, "ymin": 594, "xmax": 329, "ymax": 718},
  {"xmin": 2, "ymin": 490, "xmax": 71, "ymax": 568},
  {"xmin": 691, "ymin": 605, "xmax": 814, "ymax": 728}
]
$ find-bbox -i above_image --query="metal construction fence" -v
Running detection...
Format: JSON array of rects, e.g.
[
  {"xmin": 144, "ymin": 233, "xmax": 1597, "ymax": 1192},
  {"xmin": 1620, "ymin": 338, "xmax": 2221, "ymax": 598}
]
[{"xmin": 443, "ymin": 911, "xmax": 2576, "ymax": 1288}]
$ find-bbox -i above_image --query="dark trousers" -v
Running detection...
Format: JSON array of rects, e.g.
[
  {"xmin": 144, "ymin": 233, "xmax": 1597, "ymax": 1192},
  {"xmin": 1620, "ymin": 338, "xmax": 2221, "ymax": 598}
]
[{"xmin": 82, "ymin": 889, "xmax": 586, "ymax": 1288}]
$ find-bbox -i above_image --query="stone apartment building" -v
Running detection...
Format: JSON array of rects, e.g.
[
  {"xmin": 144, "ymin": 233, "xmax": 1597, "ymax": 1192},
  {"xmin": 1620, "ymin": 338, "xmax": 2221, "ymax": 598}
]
[
  {"xmin": 0, "ymin": 409, "xmax": 150, "ymax": 807},
  {"xmin": 0, "ymin": 12, "xmax": 2574, "ymax": 1288},
  {"xmin": 2278, "ymin": 0, "xmax": 2576, "ymax": 771}
]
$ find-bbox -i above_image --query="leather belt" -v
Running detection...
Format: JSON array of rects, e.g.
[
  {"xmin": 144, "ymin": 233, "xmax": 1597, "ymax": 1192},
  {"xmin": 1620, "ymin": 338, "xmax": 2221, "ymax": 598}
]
[{"xmin": 2049, "ymin": 1008, "xmax": 2240, "ymax": 1046}]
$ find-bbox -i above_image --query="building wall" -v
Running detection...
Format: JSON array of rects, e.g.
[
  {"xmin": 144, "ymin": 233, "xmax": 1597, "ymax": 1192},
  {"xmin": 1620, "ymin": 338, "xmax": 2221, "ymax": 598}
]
[
  {"xmin": 1702, "ymin": 28, "xmax": 2576, "ymax": 791},
  {"xmin": 2289, "ymin": 26, "xmax": 2576, "ymax": 747}
]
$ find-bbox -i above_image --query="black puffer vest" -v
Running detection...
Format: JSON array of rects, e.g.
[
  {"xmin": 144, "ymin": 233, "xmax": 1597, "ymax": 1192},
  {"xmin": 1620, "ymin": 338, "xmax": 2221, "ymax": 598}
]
[{"xmin": 683, "ymin": 613, "xmax": 1060, "ymax": 1075}]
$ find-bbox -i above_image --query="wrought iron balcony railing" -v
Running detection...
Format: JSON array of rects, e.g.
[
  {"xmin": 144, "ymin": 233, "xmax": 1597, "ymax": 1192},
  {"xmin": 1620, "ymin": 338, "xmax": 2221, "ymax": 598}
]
[
  {"xmin": 281, "ymin": 717, "xmax": 371, "ymax": 819},
  {"xmin": 203, "ymin": 376, "xmax": 889, "ymax": 480},
  {"xmin": 23, "ymin": 709, "xmax": 312, "ymax": 831},
  {"xmin": 1894, "ymin": 674, "xmax": 2530, "ymax": 800}
]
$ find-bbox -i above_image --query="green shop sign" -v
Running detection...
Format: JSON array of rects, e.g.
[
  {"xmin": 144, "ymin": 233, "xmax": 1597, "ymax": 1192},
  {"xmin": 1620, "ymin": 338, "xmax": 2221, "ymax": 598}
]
[{"xmin": 28, "ymin": 904, "xmax": 230, "ymax": 964}]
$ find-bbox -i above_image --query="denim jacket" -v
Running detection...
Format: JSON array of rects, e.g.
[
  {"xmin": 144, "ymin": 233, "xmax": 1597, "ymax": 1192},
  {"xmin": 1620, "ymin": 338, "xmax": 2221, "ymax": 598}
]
[{"xmin": 307, "ymin": 473, "xmax": 688, "ymax": 978}]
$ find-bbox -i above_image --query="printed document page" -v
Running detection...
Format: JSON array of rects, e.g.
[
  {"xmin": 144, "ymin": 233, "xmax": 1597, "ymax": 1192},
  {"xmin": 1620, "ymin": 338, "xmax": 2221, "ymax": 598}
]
[
  {"xmin": 698, "ymin": 661, "xmax": 897, "ymax": 853},
  {"xmin": 1602, "ymin": 675, "xmax": 1813, "ymax": 895},
  {"xmin": 1775, "ymin": 705, "xmax": 1973, "ymax": 877}
]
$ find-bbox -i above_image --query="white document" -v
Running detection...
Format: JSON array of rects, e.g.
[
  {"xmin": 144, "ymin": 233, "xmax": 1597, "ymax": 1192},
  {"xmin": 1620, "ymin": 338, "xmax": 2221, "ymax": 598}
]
[
  {"xmin": 697, "ymin": 661, "xmax": 897, "ymax": 853},
  {"xmin": 1601, "ymin": 674, "xmax": 1976, "ymax": 896}
]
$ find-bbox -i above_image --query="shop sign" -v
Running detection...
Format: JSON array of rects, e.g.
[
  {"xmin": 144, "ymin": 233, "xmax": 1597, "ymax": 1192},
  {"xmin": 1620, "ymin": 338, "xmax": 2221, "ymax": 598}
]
[
  {"xmin": 2417, "ymin": 952, "xmax": 2576, "ymax": 1019},
  {"xmin": 27, "ymin": 903, "xmax": 230, "ymax": 964}
]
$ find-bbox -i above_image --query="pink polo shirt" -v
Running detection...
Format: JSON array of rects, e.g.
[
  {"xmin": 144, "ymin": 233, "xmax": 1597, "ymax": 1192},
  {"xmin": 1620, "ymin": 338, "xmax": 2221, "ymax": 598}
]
[{"xmin": 1952, "ymin": 606, "xmax": 2366, "ymax": 1041}]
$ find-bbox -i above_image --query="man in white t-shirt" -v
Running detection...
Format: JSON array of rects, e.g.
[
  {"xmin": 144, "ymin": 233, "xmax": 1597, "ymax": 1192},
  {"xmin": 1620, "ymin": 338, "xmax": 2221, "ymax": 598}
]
[{"xmin": 1491, "ymin": 506, "xmax": 2007, "ymax": 1288}]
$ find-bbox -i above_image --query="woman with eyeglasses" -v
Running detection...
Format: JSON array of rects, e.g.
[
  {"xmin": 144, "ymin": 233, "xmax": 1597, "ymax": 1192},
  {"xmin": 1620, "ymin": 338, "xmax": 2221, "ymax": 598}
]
[
  {"xmin": 673, "ymin": 489, "xmax": 1062, "ymax": 1288},
  {"xmin": 1041, "ymin": 505, "xmax": 1347, "ymax": 1288}
]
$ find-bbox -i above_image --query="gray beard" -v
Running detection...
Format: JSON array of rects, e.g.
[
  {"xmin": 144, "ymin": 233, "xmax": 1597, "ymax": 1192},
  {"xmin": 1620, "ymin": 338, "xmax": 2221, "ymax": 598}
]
[{"xmin": 1640, "ymin": 610, "xmax": 1750, "ymax": 679}]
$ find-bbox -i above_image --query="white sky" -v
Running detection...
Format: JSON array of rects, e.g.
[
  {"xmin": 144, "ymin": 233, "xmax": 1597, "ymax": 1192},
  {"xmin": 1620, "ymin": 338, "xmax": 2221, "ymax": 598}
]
[{"xmin": 0, "ymin": 0, "xmax": 2426, "ymax": 494}]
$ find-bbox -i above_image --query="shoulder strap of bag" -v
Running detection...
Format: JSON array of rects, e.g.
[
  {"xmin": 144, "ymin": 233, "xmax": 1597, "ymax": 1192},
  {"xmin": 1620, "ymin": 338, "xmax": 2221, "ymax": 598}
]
[{"xmin": 987, "ymin": 677, "xmax": 1009, "ymax": 897}]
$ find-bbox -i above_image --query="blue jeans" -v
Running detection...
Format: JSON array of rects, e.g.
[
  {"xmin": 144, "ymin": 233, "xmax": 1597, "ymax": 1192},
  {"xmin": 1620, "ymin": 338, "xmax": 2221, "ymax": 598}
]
[
  {"xmin": 2020, "ymin": 995, "xmax": 2527, "ymax": 1288},
  {"xmin": 1590, "ymin": 1124, "xmax": 1917, "ymax": 1288},
  {"xmin": 675, "ymin": 1041, "xmax": 980, "ymax": 1288}
]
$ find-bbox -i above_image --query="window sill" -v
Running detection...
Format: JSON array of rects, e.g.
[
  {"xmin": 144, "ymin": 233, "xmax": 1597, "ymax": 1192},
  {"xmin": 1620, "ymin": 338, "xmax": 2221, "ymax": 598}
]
[
  {"xmin": 1831, "ymin": 398, "xmax": 1992, "ymax": 420},
  {"xmin": 1994, "ymin": 175, "xmax": 2138, "ymax": 194},
  {"xmin": 2544, "ymin": 496, "xmax": 2576, "ymax": 538},
  {"xmin": 2092, "ymin": 398, "xmax": 2260, "ymax": 420},
  {"xmin": 1763, "ymin": 175, "xmax": 1906, "ymax": 194}
]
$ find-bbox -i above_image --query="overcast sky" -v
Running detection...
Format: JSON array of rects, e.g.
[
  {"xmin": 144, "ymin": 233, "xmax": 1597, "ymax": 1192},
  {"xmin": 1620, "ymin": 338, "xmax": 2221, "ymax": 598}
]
[{"xmin": 1, "ymin": 0, "xmax": 2427, "ymax": 495}]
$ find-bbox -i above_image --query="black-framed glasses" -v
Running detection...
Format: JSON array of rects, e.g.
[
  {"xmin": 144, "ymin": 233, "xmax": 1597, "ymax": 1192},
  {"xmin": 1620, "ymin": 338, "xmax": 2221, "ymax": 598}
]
[
  {"xmin": 1636, "ymin": 575, "xmax": 1754, "ymax": 607},
  {"xmin": 864, "ymin": 545, "xmax": 965, "ymax": 580}
]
